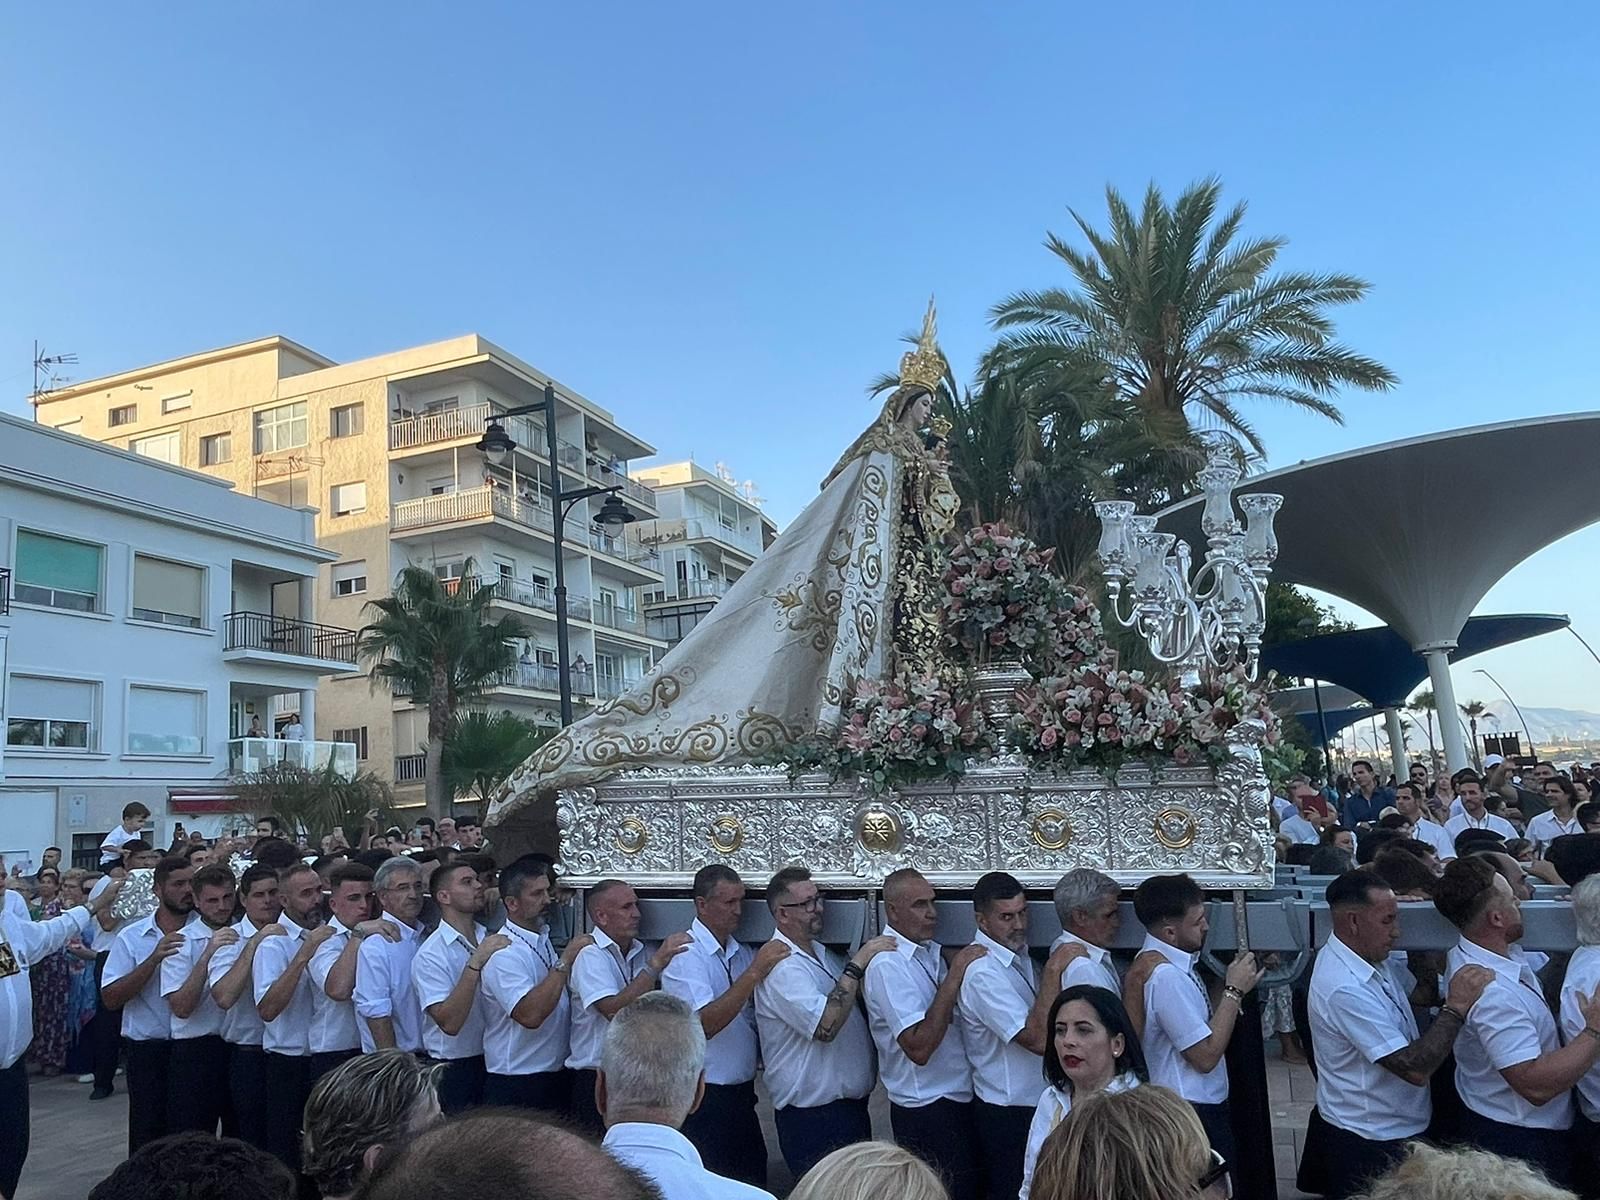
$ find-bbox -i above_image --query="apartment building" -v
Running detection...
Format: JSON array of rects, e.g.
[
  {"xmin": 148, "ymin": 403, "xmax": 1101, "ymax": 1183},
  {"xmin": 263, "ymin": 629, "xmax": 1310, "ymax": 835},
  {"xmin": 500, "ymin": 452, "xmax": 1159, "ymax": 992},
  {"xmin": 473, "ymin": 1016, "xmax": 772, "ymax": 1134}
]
[
  {"xmin": 0, "ymin": 412, "xmax": 354, "ymax": 862},
  {"xmin": 34, "ymin": 334, "xmax": 667, "ymax": 800},
  {"xmin": 633, "ymin": 462, "xmax": 777, "ymax": 646}
]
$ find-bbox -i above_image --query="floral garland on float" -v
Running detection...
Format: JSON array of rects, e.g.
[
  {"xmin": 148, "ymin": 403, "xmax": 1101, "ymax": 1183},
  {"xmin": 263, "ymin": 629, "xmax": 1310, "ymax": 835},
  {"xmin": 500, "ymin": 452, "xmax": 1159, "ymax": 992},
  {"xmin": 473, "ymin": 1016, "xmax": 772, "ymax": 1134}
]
[{"xmin": 770, "ymin": 521, "xmax": 1281, "ymax": 796}]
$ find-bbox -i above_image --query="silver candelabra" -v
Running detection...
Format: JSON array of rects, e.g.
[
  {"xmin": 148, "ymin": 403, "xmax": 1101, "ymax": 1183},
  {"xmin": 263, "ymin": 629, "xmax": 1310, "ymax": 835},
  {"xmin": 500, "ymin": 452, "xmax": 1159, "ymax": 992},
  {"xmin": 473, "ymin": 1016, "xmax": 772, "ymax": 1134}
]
[{"xmin": 1093, "ymin": 446, "xmax": 1283, "ymax": 680}]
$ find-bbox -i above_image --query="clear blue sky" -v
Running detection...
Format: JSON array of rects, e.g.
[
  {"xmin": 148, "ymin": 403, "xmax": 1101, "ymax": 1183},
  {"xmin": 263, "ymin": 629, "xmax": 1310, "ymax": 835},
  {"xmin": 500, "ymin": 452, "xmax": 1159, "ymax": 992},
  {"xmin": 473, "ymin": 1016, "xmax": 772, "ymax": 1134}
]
[{"xmin": 4, "ymin": 4, "xmax": 1599, "ymax": 715}]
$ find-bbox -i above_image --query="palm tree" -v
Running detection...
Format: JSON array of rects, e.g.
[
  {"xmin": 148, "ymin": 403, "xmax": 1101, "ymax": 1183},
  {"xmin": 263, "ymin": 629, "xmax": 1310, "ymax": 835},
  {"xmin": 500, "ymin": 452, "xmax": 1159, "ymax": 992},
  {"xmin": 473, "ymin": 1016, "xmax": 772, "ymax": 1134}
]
[
  {"xmin": 1459, "ymin": 699, "xmax": 1488, "ymax": 770},
  {"xmin": 231, "ymin": 764, "xmax": 396, "ymax": 848},
  {"xmin": 357, "ymin": 562, "xmax": 532, "ymax": 819},
  {"xmin": 988, "ymin": 177, "xmax": 1397, "ymax": 499},
  {"xmin": 442, "ymin": 710, "xmax": 551, "ymax": 807},
  {"xmin": 1408, "ymin": 688, "xmax": 1439, "ymax": 775}
]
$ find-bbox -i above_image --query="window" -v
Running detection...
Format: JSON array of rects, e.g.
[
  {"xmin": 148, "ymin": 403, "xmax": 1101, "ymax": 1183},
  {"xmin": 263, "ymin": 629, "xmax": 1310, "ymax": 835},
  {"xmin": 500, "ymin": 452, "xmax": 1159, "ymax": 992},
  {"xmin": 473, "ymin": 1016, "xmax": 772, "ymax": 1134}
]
[
  {"xmin": 108, "ymin": 405, "xmax": 136, "ymax": 427},
  {"xmin": 130, "ymin": 431, "xmax": 181, "ymax": 464},
  {"xmin": 423, "ymin": 396, "xmax": 460, "ymax": 415},
  {"xmin": 427, "ymin": 476, "xmax": 455, "ymax": 496},
  {"xmin": 161, "ymin": 391, "xmax": 192, "ymax": 414},
  {"xmin": 126, "ymin": 685, "xmax": 205, "ymax": 755},
  {"xmin": 6, "ymin": 676, "xmax": 97, "ymax": 750},
  {"xmin": 330, "ymin": 481, "xmax": 367, "ymax": 516},
  {"xmin": 132, "ymin": 555, "xmax": 204, "ymax": 627},
  {"xmin": 14, "ymin": 530, "xmax": 102, "ymax": 612},
  {"xmin": 254, "ymin": 402, "xmax": 308, "ymax": 454},
  {"xmin": 332, "ymin": 560, "xmax": 367, "ymax": 597},
  {"xmin": 434, "ymin": 562, "xmax": 464, "ymax": 581},
  {"xmin": 494, "ymin": 559, "xmax": 515, "ymax": 581},
  {"xmin": 330, "ymin": 403, "xmax": 365, "ymax": 439},
  {"xmin": 333, "ymin": 726, "xmax": 369, "ymax": 760},
  {"xmin": 200, "ymin": 433, "xmax": 232, "ymax": 465}
]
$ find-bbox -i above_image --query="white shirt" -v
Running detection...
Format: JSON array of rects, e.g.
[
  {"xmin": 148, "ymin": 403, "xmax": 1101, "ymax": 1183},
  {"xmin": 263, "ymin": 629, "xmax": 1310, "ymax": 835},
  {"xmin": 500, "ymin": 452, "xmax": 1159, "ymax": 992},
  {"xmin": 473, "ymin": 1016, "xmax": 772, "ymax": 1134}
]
[
  {"xmin": 413, "ymin": 919, "xmax": 489, "ymax": 1059},
  {"xmin": 864, "ymin": 925, "xmax": 972, "ymax": 1107},
  {"xmin": 1020, "ymin": 1074, "xmax": 1139, "ymax": 1200},
  {"xmin": 282, "ymin": 721, "xmax": 305, "ymax": 740},
  {"xmin": 1051, "ymin": 930, "xmax": 1121, "ymax": 995},
  {"xmin": 253, "ymin": 921, "xmax": 316, "ymax": 1056},
  {"xmin": 1279, "ymin": 813, "xmax": 1320, "ymax": 845},
  {"xmin": 1527, "ymin": 810, "xmax": 1582, "ymax": 853},
  {"xmin": 1559, "ymin": 945, "xmax": 1600, "ymax": 1122},
  {"xmin": 659, "ymin": 919, "xmax": 758, "ymax": 1086},
  {"xmin": 1272, "ymin": 795, "xmax": 1297, "ymax": 821},
  {"xmin": 4, "ymin": 889, "xmax": 30, "ymax": 923},
  {"xmin": 956, "ymin": 929, "xmax": 1045, "ymax": 1107},
  {"xmin": 105, "ymin": 912, "xmax": 199, "ymax": 1041},
  {"xmin": 208, "ymin": 916, "xmax": 268, "ymax": 1047},
  {"xmin": 1140, "ymin": 935, "xmax": 1226, "ymax": 1104},
  {"xmin": 1409, "ymin": 818, "xmax": 1456, "ymax": 861},
  {"xmin": 160, "ymin": 921, "xmax": 228, "ymax": 1039},
  {"xmin": 754, "ymin": 930, "xmax": 876, "ymax": 1109},
  {"xmin": 0, "ymin": 902, "xmax": 93, "ymax": 1068},
  {"xmin": 569, "ymin": 927, "xmax": 650, "ymax": 1071},
  {"xmin": 353, "ymin": 915, "xmax": 423, "ymax": 1054},
  {"xmin": 1445, "ymin": 937, "xmax": 1571, "ymax": 1129},
  {"xmin": 99, "ymin": 824, "xmax": 141, "ymax": 865},
  {"xmin": 603, "ymin": 1122, "xmax": 777, "ymax": 1200},
  {"xmin": 1443, "ymin": 811, "xmax": 1518, "ymax": 844},
  {"xmin": 480, "ymin": 920, "xmax": 570, "ymax": 1075},
  {"xmin": 1308, "ymin": 933, "xmax": 1428, "ymax": 1138},
  {"xmin": 307, "ymin": 918, "xmax": 361, "ymax": 1053}
]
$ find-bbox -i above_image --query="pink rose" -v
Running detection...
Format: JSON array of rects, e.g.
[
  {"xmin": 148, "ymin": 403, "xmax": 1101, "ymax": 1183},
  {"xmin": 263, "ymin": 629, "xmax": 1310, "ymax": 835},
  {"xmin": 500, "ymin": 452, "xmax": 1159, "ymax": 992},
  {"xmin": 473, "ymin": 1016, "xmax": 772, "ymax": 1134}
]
[
  {"xmin": 995, "ymin": 557, "xmax": 1013, "ymax": 573},
  {"xmin": 950, "ymin": 578, "xmax": 968, "ymax": 595},
  {"xmin": 910, "ymin": 723, "xmax": 928, "ymax": 739},
  {"xmin": 1065, "ymin": 730, "xmax": 1082, "ymax": 746},
  {"xmin": 1096, "ymin": 712, "xmax": 1114, "ymax": 726},
  {"xmin": 888, "ymin": 727, "xmax": 904, "ymax": 742},
  {"xmin": 1040, "ymin": 727, "xmax": 1059, "ymax": 749},
  {"xmin": 988, "ymin": 632, "xmax": 1007, "ymax": 646},
  {"xmin": 977, "ymin": 562, "xmax": 993, "ymax": 579}
]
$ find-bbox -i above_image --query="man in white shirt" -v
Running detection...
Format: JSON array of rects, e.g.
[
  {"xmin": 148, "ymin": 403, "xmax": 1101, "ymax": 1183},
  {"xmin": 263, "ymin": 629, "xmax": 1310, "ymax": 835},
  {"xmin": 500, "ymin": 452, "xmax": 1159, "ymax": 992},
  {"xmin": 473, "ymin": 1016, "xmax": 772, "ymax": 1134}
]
[
  {"xmin": 0, "ymin": 866, "xmax": 120, "ymax": 1199},
  {"xmin": 755, "ymin": 866, "xmax": 893, "ymax": 1179},
  {"xmin": 480, "ymin": 856, "xmax": 592, "ymax": 1114},
  {"xmin": 865, "ymin": 868, "xmax": 985, "ymax": 1200},
  {"xmin": 354, "ymin": 857, "xmax": 427, "ymax": 1055},
  {"xmin": 954, "ymin": 870, "xmax": 1075, "ymax": 1200},
  {"xmin": 413, "ymin": 861, "xmax": 510, "ymax": 1113},
  {"xmin": 99, "ymin": 802, "xmax": 151, "ymax": 867},
  {"xmin": 161, "ymin": 863, "xmax": 239, "ymax": 1136},
  {"xmin": 309, "ymin": 861, "xmax": 396, "ymax": 1083},
  {"xmin": 1560, "ymin": 874, "xmax": 1600, "ymax": 1186},
  {"xmin": 1128, "ymin": 873, "xmax": 1262, "ymax": 1164},
  {"xmin": 660, "ymin": 865, "xmax": 787, "ymax": 1188},
  {"xmin": 1308, "ymin": 868, "xmax": 1492, "ymax": 1198},
  {"xmin": 1393, "ymin": 782, "xmax": 1454, "ymax": 861},
  {"xmin": 600, "ymin": 991, "xmax": 776, "ymax": 1200},
  {"xmin": 207, "ymin": 862, "xmax": 281, "ymax": 1150},
  {"xmin": 1443, "ymin": 773, "xmax": 1518, "ymax": 845},
  {"xmin": 253, "ymin": 862, "xmax": 335, "ymax": 1172},
  {"xmin": 1051, "ymin": 869, "xmax": 1123, "ymax": 994},
  {"xmin": 1436, "ymin": 854, "xmax": 1600, "ymax": 1188},
  {"xmin": 102, "ymin": 855, "xmax": 198, "ymax": 1154},
  {"xmin": 1528, "ymin": 777, "xmax": 1583, "ymax": 854},
  {"xmin": 569, "ymin": 878, "xmax": 692, "ymax": 1134}
]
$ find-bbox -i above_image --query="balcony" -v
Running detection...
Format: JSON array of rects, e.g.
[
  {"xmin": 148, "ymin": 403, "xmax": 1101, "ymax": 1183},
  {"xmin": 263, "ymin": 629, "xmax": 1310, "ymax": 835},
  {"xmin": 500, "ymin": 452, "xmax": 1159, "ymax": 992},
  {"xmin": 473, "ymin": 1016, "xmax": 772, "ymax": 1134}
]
[
  {"xmin": 648, "ymin": 577, "xmax": 730, "ymax": 604},
  {"xmin": 222, "ymin": 612, "xmax": 359, "ymax": 673},
  {"xmin": 388, "ymin": 402, "xmax": 496, "ymax": 451},
  {"xmin": 492, "ymin": 662, "xmax": 597, "ymax": 696},
  {"xmin": 394, "ymin": 753, "xmax": 427, "ymax": 784},
  {"xmin": 590, "ymin": 601, "xmax": 650, "ymax": 637},
  {"xmin": 596, "ymin": 674, "xmax": 645, "ymax": 701},
  {"xmin": 0, "ymin": 566, "xmax": 8, "ymax": 616},
  {"xmin": 588, "ymin": 529, "xmax": 662, "ymax": 578},
  {"xmin": 392, "ymin": 484, "xmax": 557, "ymax": 540},
  {"xmin": 636, "ymin": 516, "xmax": 764, "ymax": 560},
  {"xmin": 228, "ymin": 737, "xmax": 358, "ymax": 781}
]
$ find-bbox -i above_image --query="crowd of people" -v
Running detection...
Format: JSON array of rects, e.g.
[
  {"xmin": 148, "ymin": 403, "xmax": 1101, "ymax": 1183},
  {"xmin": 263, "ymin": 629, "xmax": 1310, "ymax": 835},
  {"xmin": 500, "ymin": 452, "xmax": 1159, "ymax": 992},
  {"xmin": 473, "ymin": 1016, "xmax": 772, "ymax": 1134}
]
[{"xmin": 3, "ymin": 762, "xmax": 1600, "ymax": 1200}]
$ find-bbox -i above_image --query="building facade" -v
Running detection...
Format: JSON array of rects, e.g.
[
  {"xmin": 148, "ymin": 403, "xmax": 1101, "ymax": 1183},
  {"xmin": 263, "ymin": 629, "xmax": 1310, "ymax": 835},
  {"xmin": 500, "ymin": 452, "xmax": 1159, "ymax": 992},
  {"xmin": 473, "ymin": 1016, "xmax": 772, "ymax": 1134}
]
[
  {"xmin": 0, "ymin": 412, "xmax": 352, "ymax": 864},
  {"xmin": 35, "ymin": 335, "xmax": 668, "ymax": 802}
]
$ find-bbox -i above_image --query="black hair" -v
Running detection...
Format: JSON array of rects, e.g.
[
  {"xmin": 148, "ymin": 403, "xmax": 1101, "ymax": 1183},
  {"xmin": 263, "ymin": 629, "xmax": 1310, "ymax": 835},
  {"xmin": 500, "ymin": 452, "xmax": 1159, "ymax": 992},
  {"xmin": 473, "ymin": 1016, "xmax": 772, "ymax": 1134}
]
[
  {"xmin": 252, "ymin": 838, "xmax": 301, "ymax": 871},
  {"xmin": 973, "ymin": 871, "xmax": 1026, "ymax": 913},
  {"xmin": 254, "ymin": 815, "xmax": 283, "ymax": 833},
  {"xmin": 693, "ymin": 863, "xmax": 742, "ymax": 900},
  {"xmin": 1308, "ymin": 846, "xmax": 1355, "ymax": 876},
  {"xmin": 1132, "ymin": 874, "xmax": 1204, "ymax": 928},
  {"xmin": 1377, "ymin": 812, "xmax": 1412, "ymax": 831},
  {"xmin": 328, "ymin": 861, "xmax": 375, "ymax": 889},
  {"xmin": 121, "ymin": 839, "xmax": 153, "ymax": 855},
  {"xmin": 190, "ymin": 863, "xmax": 237, "ymax": 894},
  {"xmin": 499, "ymin": 856, "xmax": 554, "ymax": 905},
  {"xmin": 1355, "ymin": 828, "xmax": 1400, "ymax": 865},
  {"xmin": 1325, "ymin": 868, "xmax": 1390, "ymax": 909},
  {"xmin": 88, "ymin": 1132, "xmax": 293, "ymax": 1200},
  {"xmin": 1042, "ymin": 984, "xmax": 1149, "ymax": 1091},
  {"xmin": 1434, "ymin": 856, "xmax": 1500, "ymax": 930},
  {"xmin": 1371, "ymin": 849, "xmax": 1438, "ymax": 897},
  {"xmin": 428, "ymin": 860, "xmax": 473, "ymax": 897},
  {"xmin": 1453, "ymin": 828, "xmax": 1506, "ymax": 858},
  {"xmin": 152, "ymin": 855, "xmax": 191, "ymax": 887},
  {"xmin": 239, "ymin": 863, "xmax": 279, "ymax": 896},
  {"xmin": 455, "ymin": 814, "xmax": 481, "ymax": 830},
  {"xmin": 121, "ymin": 802, "xmax": 151, "ymax": 820},
  {"xmin": 764, "ymin": 866, "xmax": 812, "ymax": 914}
]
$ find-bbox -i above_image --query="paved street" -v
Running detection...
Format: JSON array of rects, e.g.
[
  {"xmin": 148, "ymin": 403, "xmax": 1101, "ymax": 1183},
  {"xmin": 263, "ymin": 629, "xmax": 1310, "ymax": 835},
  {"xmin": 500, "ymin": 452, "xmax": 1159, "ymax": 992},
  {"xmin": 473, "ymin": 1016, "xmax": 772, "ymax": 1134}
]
[{"xmin": 19, "ymin": 1049, "xmax": 1316, "ymax": 1199}]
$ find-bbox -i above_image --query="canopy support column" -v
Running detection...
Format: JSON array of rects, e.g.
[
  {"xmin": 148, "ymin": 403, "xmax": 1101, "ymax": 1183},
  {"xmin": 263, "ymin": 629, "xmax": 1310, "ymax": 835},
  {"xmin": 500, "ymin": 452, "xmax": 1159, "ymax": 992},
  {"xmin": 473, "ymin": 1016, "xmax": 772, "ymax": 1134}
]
[
  {"xmin": 1384, "ymin": 707, "xmax": 1410, "ymax": 782},
  {"xmin": 1420, "ymin": 643, "xmax": 1467, "ymax": 771}
]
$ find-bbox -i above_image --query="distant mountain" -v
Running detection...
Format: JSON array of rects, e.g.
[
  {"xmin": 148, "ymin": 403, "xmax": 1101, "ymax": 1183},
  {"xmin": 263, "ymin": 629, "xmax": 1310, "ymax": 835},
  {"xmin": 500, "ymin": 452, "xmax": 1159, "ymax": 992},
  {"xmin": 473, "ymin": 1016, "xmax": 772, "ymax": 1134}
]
[{"xmin": 1478, "ymin": 700, "xmax": 1600, "ymax": 745}]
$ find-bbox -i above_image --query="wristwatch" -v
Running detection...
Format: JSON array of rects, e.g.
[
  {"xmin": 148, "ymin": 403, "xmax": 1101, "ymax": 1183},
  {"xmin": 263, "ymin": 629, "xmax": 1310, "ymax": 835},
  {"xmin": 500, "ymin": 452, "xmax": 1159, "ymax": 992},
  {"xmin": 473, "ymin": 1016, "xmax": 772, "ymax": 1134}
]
[{"xmin": 842, "ymin": 962, "xmax": 865, "ymax": 981}]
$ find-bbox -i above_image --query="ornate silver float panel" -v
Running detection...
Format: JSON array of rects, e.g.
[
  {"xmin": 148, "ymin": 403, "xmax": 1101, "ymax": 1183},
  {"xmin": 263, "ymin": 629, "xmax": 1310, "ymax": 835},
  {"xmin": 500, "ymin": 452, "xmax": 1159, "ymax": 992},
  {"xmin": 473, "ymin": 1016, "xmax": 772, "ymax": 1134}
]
[{"xmin": 556, "ymin": 723, "xmax": 1273, "ymax": 889}]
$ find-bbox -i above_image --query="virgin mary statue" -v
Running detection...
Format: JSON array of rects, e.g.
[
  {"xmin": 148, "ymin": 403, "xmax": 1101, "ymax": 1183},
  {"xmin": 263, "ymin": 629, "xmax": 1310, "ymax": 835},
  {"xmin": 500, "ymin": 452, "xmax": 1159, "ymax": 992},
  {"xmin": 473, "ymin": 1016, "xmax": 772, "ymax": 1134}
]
[{"xmin": 488, "ymin": 304, "xmax": 961, "ymax": 826}]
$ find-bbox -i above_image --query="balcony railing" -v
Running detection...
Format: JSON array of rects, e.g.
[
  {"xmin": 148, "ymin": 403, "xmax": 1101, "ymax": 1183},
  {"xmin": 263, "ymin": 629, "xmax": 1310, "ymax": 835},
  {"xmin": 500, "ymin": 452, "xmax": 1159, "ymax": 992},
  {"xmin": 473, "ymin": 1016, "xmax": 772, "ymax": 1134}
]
[
  {"xmin": 0, "ymin": 566, "xmax": 9, "ymax": 616},
  {"xmin": 392, "ymin": 485, "xmax": 558, "ymax": 538},
  {"xmin": 388, "ymin": 402, "xmax": 496, "ymax": 450},
  {"xmin": 635, "ymin": 516, "xmax": 764, "ymax": 559},
  {"xmin": 589, "ymin": 530, "xmax": 662, "ymax": 571},
  {"xmin": 493, "ymin": 662, "xmax": 598, "ymax": 696},
  {"xmin": 228, "ymin": 737, "xmax": 358, "ymax": 780},
  {"xmin": 394, "ymin": 753, "xmax": 427, "ymax": 783},
  {"xmin": 596, "ymin": 674, "xmax": 645, "ymax": 700},
  {"xmin": 590, "ymin": 602, "xmax": 648, "ymax": 635},
  {"xmin": 223, "ymin": 612, "xmax": 358, "ymax": 664}
]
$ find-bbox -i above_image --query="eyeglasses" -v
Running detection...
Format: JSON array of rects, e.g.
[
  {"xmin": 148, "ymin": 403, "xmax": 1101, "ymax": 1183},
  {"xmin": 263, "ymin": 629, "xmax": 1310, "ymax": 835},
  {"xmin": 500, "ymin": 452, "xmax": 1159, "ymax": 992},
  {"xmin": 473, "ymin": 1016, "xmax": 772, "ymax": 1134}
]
[
  {"xmin": 779, "ymin": 897, "xmax": 823, "ymax": 912},
  {"xmin": 1197, "ymin": 1150, "xmax": 1232, "ymax": 1198}
]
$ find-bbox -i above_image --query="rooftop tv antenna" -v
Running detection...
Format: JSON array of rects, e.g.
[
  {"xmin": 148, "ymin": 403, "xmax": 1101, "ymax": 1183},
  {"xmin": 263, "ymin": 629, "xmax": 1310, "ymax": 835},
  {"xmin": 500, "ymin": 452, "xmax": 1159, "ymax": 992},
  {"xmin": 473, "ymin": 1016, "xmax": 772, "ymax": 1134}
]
[{"xmin": 31, "ymin": 341, "xmax": 78, "ymax": 419}]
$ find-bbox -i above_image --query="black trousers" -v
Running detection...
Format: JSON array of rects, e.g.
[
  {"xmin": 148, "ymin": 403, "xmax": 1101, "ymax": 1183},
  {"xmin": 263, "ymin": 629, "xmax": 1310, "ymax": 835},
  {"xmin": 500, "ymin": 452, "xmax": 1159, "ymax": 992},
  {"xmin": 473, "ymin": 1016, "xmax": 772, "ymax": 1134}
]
[
  {"xmin": 229, "ymin": 1043, "xmax": 270, "ymax": 1149},
  {"xmin": 1576, "ymin": 1114, "xmax": 1600, "ymax": 1200},
  {"xmin": 88, "ymin": 951, "xmax": 120, "ymax": 1092},
  {"xmin": 890, "ymin": 1098, "xmax": 982, "ymax": 1200},
  {"xmin": 262, "ymin": 1051, "xmax": 311, "ymax": 1171},
  {"xmin": 167, "ymin": 1034, "xmax": 229, "ymax": 1135},
  {"xmin": 972, "ymin": 1099, "xmax": 1034, "ymax": 1200},
  {"xmin": 681, "ymin": 1080, "xmax": 768, "ymax": 1189},
  {"xmin": 307, "ymin": 1047, "xmax": 359, "ymax": 1087},
  {"xmin": 1192, "ymin": 1099, "xmax": 1237, "ymax": 1166},
  {"xmin": 124, "ymin": 1037, "xmax": 173, "ymax": 1155},
  {"xmin": 483, "ymin": 1068, "xmax": 573, "ymax": 1116},
  {"xmin": 1313, "ymin": 1115, "xmax": 1413, "ymax": 1200},
  {"xmin": 773, "ymin": 1096, "xmax": 872, "ymax": 1182},
  {"xmin": 0, "ymin": 1057, "xmax": 28, "ymax": 1200},
  {"xmin": 426, "ymin": 1054, "xmax": 486, "ymax": 1115},
  {"xmin": 569, "ymin": 1067, "xmax": 603, "ymax": 1135},
  {"xmin": 1460, "ymin": 1107, "xmax": 1574, "ymax": 1189}
]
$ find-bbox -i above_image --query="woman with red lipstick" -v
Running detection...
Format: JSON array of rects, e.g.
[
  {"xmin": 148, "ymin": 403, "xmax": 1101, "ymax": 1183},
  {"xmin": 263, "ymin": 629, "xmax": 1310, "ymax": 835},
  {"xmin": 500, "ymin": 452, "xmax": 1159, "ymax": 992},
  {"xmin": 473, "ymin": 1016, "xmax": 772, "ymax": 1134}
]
[{"xmin": 1018, "ymin": 985, "xmax": 1149, "ymax": 1199}]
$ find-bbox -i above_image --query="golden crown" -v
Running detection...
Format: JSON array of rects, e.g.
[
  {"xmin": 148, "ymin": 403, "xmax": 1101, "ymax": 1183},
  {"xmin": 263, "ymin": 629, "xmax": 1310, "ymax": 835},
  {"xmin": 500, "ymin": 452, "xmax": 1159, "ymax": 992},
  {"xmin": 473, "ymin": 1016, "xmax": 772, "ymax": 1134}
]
[
  {"xmin": 897, "ymin": 298, "xmax": 947, "ymax": 395},
  {"xmin": 930, "ymin": 415, "xmax": 953, "ymax": 437}
]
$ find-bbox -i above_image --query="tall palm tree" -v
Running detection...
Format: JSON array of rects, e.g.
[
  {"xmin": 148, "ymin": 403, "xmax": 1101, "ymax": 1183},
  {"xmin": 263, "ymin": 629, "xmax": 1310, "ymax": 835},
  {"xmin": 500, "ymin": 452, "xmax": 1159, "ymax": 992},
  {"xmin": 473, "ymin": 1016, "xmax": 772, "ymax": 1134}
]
[
  {"xmin": 357, "ymin": 562, "xmax": 531, "ymax": 819},
  {"xmin": 1459, "ymin": 699, "xmax": 1488, "ymax": 770},
  {"xmin": 1408, "ymin": 688, "xmax": 1439, "ymax": 775},
  {"xmin": 442, "ymin": 710, "xmax": 551, "ymax": 807},
  {"xmin": 988, "ymin": 177, "xmax": 1397, "ymax": 499}
]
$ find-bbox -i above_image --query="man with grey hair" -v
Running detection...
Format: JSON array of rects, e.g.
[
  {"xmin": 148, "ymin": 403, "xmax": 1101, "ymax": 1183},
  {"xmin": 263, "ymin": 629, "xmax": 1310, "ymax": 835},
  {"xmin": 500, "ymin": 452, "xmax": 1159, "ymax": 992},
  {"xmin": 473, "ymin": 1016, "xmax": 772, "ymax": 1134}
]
[
  {"xmin": 353, "ymin": 857, "xmax": 428, "ymax": 1053},
  {"xmin": 1051, "ymin": 869, "xmax": 1121, "ymax": 993},
  {"xmin": 599, "ymin": 991, "xmax": 776, "ymax": 1200},
  {"xmin": 1559, "ymin": 873, "xmax": 1600, "ymax": 1185}
]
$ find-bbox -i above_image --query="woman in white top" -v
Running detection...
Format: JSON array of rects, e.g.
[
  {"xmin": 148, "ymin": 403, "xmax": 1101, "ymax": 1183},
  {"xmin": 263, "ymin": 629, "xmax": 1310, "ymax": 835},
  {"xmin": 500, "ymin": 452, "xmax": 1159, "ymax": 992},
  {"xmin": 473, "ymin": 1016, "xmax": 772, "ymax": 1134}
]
[{"xmin": 1018, "ymin": 984, "xmax": 1148, "ymax": 1199}]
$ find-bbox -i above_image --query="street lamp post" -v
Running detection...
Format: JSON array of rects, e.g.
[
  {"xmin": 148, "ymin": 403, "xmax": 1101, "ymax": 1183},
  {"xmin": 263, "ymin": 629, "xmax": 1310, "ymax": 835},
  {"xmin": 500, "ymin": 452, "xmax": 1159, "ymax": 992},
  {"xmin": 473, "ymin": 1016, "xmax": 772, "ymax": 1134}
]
[{"xmin": 476, "ymin": 382, "xmax": 636, "ymax": 726}]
